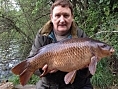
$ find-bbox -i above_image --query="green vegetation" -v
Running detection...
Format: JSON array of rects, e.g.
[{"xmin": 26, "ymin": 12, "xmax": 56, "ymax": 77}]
[
  {"xmin": 9, "ymin": 74, "xmax": 39, "ymax": 85},
  {"xmin": 0, "ymin": 0, "xmax": 118, "ymax": 88}
]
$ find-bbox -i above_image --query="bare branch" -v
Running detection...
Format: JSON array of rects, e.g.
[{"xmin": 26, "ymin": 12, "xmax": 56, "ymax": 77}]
[
  {"xmin": 34, "ymin": 12, "xmax": 50, "ymax": 21},
  {"xmin": 96, "ymin": 31, "xmax": 118, "ymax": 35},
  {"xmin": 1, "ymin": 14, "xmax": 32, "ymax": 44}
]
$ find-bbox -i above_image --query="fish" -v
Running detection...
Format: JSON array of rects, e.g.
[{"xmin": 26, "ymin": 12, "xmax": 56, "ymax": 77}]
[{"xmin": 11, "ymin": 38, "xmax": 115, "ymax": 86}]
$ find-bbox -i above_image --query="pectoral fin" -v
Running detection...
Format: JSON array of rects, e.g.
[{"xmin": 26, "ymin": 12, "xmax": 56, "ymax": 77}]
[
  {"xmin": 64, "ymin": 70, "xmax": 77, "ymax": 84},
  {"xmin": 89, "ymin": 56, "xmax": 98, "ymax": 75}
]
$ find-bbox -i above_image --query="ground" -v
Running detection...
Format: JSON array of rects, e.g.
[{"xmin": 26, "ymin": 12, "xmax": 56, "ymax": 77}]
[{"xmin": 0, "ymin": 82, "xmax": 118, "ymax": 89}]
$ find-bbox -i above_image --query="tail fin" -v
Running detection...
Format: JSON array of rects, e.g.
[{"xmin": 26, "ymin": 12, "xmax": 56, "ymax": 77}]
[
  {"xmin": 20, "ymin": 69, "xmax": 33, "ymax": 86},
  {"xmin": 11, "ymin": 60, "xmax": 33, "ymax": 86},
  {"xmin": 11, "ymin": 60, "xmax": 27, "ymax": 75}
]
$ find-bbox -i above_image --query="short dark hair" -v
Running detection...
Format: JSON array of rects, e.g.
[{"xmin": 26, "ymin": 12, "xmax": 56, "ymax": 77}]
[{"xmin": 50, "ymin": 0, "xmax": 73, "ymax": 15}]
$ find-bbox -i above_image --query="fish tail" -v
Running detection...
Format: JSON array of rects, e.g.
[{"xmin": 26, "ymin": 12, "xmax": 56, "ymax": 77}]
[
  {"xmin": 11, "ymin": 60, "xmax": 33, "ymax": 86},
  {"xmin": 11, "ymin": 60, "xmax": 27, "ymax": 75},
  {"xmin": 19, "ymin": 69, "xmax": 33, "ymax": 86}
]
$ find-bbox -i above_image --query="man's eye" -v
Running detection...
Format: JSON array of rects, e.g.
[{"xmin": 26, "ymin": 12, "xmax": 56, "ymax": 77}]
[
  {"xmin": 55, "ymin": 14, "xmax": 60, "ymax": 17},
  {"xmin": 64, "ymin": 15, "xmax": 69, "ymax": 18}
]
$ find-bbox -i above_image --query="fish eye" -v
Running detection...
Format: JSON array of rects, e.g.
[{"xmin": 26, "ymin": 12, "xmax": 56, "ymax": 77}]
[{"xmin": 101, "ymin": 44, "xmax": 106, "ymax": 48}]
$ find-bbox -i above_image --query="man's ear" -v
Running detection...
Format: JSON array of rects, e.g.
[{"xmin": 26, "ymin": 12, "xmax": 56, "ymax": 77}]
[
  {"xmin": 50, "ymin": 14, "xmax": 53, "ymax": 22},
  {"xmin": 50, "ymin": 14, "xmax": 53, "ymax": 21}
]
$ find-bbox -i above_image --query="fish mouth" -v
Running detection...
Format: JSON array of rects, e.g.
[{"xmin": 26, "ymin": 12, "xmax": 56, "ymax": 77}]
[{"xmin": 110, "ymin": 48, "xmax": 115, "ymax": 54}]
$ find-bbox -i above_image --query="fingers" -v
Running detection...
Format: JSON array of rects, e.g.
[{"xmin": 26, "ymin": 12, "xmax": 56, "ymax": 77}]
[
  {"xmin": 42, "ymin": 64, "xmax": 58, "ymax": 73},
  {"xmin": 49, "ymin": 69, "xmax": 58, "ymax": 73},
  {"xmin": 42, "ymin": 64, "xmax": 48, "ymax": 71}
]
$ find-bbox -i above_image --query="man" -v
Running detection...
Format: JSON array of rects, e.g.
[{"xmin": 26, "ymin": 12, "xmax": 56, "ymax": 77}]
[{"xmin": 28, "ymin": 0, "xmax": 93, "ymax": 89}]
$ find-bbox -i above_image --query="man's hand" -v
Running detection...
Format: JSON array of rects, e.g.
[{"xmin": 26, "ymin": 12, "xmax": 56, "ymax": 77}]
[{"xmin": 42, "ymin": 64, "xmax": 58, "ymax": 73}]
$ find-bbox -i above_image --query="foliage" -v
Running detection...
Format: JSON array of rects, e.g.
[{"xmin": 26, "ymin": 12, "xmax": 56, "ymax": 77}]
[
  {"xmin": 9, "ymin": 74, "xmax": 39, "ymax": 85},
  {"xmin": 0, "ymin": 0, "xmax": 118, "ymax": 88},
  {"xmin": 28, "ymin": 74, "xmax": 39, "ymax": 85},
  {"xmin": 74, "ymin": 2, "xmax": 118, "ymax": 87},
  {"xmin": 0, "ymin": 0, "xmax": 50, "ymax": 59},
  {"xmin": 8, "ymin": 75, "xmax": 19, "ymax": 85},
  {"xmin": 91, "ymin": 58, "xmax": 115, "ymax": 88}
]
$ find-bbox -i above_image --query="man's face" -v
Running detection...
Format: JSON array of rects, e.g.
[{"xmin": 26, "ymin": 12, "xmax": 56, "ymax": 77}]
[{"xmin": 50, "ymin": 5, "xmax": 73, "ymax": 35}]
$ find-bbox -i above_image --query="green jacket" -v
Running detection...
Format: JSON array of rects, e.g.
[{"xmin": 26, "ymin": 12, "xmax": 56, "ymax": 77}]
[{"xmin": 29, "ymin": 21, "xmax": 93, "ymax": 89}]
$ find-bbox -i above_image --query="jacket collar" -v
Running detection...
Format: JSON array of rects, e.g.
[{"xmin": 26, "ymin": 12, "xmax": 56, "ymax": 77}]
[{"xmin": 39, "ymin": 20, "xmax": 78, "ymax": 38}]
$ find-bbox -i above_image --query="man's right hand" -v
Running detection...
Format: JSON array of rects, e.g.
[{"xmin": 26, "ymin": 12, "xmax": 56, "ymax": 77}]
[{"xmin": 42, "ymin": 64, "xmax": 58, "ymax": 73}]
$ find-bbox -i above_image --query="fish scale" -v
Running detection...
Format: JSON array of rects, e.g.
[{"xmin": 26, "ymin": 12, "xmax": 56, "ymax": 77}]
[{"xmin": 11, "ymin": 38, "xmax": 115, "ymax": 86}]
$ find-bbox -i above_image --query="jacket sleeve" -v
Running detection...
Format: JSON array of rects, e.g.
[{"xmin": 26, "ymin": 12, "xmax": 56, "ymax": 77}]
[
  {"xmin": 28, "ymin": 32, "xmax": 52, "ymax": 58},
  {"xmin": 77, "ymin": 27, "xmax": 88, "ymax": 38},
  {"xmin": 28, "ymin": 31, "xmax": 52, "ymax": 75}
]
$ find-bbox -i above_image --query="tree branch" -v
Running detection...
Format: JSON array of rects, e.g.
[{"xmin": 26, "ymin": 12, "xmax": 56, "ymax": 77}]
[
  {"xmin": 96, "ymin": 31, "xmax": 118, "ymax": 35},
  {"xmin": 1, "ymin": 14, "xmax": 32, "ymax": 44}
]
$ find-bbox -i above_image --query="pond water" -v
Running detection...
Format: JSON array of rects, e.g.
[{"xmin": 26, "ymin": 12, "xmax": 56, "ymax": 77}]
[
  {"xmin": 0, "ymin": 59, "xmax": 20, "ymax": 82},
  {"xmin": 0, "ymin": 40, "xmax": 21, "ymax": 82}
]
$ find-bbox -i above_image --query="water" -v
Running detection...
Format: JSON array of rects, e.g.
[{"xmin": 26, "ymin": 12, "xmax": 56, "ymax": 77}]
[
  {"xmin": 0, "ymin": 59, "xmax": 20, "ymax": 80},
  {"xmin": 0, "ymin": 40, "xmax": 21, "ymax": 82}
]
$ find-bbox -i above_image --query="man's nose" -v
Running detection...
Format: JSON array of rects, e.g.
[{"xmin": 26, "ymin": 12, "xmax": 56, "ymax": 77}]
[{"xmin": 60, "ymin": 16, "xmax": 65, "ymax": 23}]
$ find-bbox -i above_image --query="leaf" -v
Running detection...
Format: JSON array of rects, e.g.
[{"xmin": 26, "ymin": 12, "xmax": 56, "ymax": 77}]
[{"xmin": 99, "ymin": 0, "xmax": 103, "ymax": 3}]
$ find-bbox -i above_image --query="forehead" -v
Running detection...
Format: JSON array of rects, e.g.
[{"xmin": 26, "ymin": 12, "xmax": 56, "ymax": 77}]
[{"xmin": 52, "ymin": 5, "xmax": 71, "ymax": 14}]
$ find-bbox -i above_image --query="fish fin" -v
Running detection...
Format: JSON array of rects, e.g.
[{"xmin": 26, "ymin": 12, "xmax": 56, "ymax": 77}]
[
  {"xmin": 70, "ymin": 71, "xmax": 77, "ymax": 84},
  {"xmin": 20, "ymin": 69, "xmax": 33, "ymax": 86},
  {"xmin": 64, "ymin": 70, "xmax": 77, "ymax": 84},
  {"xmin": 89, "ymin": 56, "xmax": 98, "ymax": 75},
  {"xmin": 11, "ymin": 60, "xmax": 27, "ymax": 75}
]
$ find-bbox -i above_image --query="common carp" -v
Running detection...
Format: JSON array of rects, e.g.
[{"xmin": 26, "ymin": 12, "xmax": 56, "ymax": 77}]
[{"xmin": 11, "ymin": 38, "xmax": 114, "ymax": 86}]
